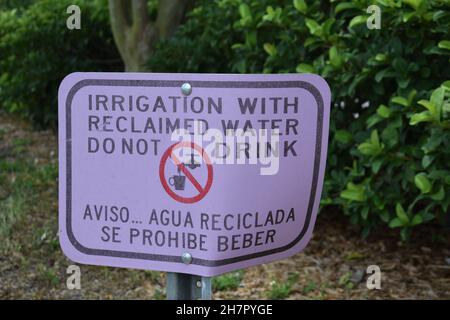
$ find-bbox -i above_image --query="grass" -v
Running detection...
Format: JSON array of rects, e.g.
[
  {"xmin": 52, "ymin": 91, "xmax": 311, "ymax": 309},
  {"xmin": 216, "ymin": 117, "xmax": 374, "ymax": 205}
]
[
  {"xmin": 0, "ymin": 158, "xmax": 30, "ymax": 239},
  {"xmin": 345, "ymin": 251, "xmax": 366, "ymax": 261},
  {"xmin": 303, "ymin": 280, "xmax": 318, "ymax": 294},
  {"xmin": 0, "ymin": 192, "xmax": 26, "ymax": 238},
  {"xmin": 153, "ymin": 288, "xmax": 165, "ymax": 300},
  {"xmin": 37, "ymin": 264, "xmax": 60, "ymax": 286},
  {"xmin": 33, "ymin": 226, "xmax": 60, "ymax": 253},
  {"xmin": 1, "ymin": 125, "xmax": 249, "ymax": 298},
  {"xmin": 267, "ymin": 272, "xmax": 299, "ymax": 299},
  {"xmin": 145, "ymin": 270, "xmax": 162, "ymax": 283},
  {"xmin": 0, "ymin": 128, "xmax": 6, "ymax": 140},
  {"xmin": 11, "ymin": 137, "xmax": 31, "ymax": 154},
  {"xmin": 338, "ymin": 271, "xmax": 354, "ymax": 289},
  {"xmin": 0, "ymin": 145, "xmax": 61, "ymax": 292},
  {"xmin": 0, "ymin": 154, "xmax": 57, "ymax": 248},
  {"xmin": 212, "ymin": 271, "xmax": 244, "ymax": 291}
]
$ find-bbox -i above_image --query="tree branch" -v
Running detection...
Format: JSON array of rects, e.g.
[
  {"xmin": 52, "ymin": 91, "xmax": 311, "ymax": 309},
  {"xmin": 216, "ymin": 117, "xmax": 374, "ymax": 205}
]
[
  {"xmin": 108, "ymin": 0, "xmax": 194, "ymax": 71},
  {"xmin": 155, "ymin": 0, "xmax": 192, "ymax": 38},
  {"xmin": 108, "ymin": 0, "xmax": 132, "ymax": 65},
  {"xmin": 131, "ymin": 0, "xmax": 150, "ymax": 32}
]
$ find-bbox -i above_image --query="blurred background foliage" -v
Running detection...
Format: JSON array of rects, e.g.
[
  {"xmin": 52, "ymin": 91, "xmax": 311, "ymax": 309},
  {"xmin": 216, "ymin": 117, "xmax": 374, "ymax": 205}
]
[
  {"xmin": 0, "ymin": 0, "xmax": 449, "ymax": 240},
  {"xmin": 0, "ymin": 0, "xmax": 122, "ymax": 126}
]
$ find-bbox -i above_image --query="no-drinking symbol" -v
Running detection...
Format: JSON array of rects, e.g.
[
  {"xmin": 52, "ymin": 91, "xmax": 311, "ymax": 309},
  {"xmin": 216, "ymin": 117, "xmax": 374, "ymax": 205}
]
[{"xmin": 159, "ymin": 142, "xmax": 213, "ymax": 204}]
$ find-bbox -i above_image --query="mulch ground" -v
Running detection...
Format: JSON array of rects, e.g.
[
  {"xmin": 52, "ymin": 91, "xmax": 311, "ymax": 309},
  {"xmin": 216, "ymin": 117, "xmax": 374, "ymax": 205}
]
[{"xmin": 0, "ymin": 111, "xmax": 449, "ymax": 299}]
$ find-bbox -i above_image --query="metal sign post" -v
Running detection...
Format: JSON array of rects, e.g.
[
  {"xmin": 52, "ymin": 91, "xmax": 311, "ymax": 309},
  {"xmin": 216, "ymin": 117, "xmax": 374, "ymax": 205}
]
[{"xmin": 167, "ymin": 273, "xmax": 212, "ymax": 300}]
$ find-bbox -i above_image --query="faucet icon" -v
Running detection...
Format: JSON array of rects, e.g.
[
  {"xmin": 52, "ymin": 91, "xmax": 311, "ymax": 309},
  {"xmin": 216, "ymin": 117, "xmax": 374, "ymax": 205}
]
[{"xmin": 183, "ymin": 153, "xmax": 201, "ymax": 170}]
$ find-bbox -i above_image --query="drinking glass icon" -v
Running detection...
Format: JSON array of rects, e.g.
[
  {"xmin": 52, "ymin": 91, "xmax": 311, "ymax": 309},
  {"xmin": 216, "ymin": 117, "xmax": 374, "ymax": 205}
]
[{"xmin": 169, "ymin": 170, "xmax": 186, "ymax": 190}]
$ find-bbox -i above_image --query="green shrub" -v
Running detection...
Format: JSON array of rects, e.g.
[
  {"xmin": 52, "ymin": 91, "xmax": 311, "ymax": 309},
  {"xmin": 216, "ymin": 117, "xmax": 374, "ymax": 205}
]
[
  {"xmin": 148, "ymin": 0, "xmax": 240, "ymax": 73},
  {"xmin": 0, "ymin": 0, "xmax": 122, "ymax": 127},
  {"xmin": 150, "ymin": 0, "xmax": 450, "ymax": 239},
  {"xmin": 0, "ymin": 0, "xmax": 35, "ymax": 10},
  {"xmin": 340, "ymin": 82, "xmax": 450, "ymax": 240}
]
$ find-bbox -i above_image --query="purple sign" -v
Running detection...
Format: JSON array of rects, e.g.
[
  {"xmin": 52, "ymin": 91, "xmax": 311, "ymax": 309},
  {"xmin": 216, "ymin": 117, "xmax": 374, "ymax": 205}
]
[{"xmin": 58, "ymin": 72, "xmax": 330, "ymax": 276}]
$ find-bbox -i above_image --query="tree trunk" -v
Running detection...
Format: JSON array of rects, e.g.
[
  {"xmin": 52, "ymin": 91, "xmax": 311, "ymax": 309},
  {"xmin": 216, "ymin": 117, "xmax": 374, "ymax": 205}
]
[{"xmin": 108, "ymin": 0, "xmax": 191, "ymax": 72}]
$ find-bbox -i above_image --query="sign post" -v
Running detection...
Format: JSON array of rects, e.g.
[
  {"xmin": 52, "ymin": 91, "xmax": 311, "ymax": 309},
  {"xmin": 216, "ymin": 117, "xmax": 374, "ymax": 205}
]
[
  {"xmin": 167, "ymin": 273, "xmax": 211, "ymax": 300},
  {"xmin": 167, "ymin": 252, "xmax": 212, "ymax": 300},
  {"xmin": 58, "ymin": 72, "xmax": 331, "ymax": 297}
]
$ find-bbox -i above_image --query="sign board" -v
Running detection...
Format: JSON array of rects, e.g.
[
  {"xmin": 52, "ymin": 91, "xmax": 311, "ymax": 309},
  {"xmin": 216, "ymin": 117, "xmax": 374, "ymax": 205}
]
[{"xmin": 58, "ymin": 72, "xmax": 330, "ymax": 276}]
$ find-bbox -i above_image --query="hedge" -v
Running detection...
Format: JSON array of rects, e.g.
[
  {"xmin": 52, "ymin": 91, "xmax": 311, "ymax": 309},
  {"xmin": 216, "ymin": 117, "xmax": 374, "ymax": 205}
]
[
  {"xmin": 148, "ymin": 0, "xmax": 450, "ymax": 240},
  {"xmin": 0, "ymin": 0, "xmax": 122, "ymax": 127}
]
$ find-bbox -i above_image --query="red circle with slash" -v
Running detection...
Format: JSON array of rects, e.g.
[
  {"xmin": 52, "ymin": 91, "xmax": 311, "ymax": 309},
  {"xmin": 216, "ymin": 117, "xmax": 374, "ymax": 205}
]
[{"xmin": 159, "ymin": 142, "xmax": 213, "ymax": 204}]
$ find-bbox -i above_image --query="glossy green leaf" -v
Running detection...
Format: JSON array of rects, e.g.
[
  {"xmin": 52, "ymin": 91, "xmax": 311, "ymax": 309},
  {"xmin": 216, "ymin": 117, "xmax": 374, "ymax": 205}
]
[
  {"xmin": 340, "ymin": 183, "xmax": 366, "ymax": 202},
  {"xmin": 403, "ymin": 0, "xmax": 423, "ymax": 10},
  {"xmin": 389, "ymin": 218, "xmax": 404, "ymax": 228},
  {"xmin": 361, "ymin": 207, "xmax": 369, "ymax": 220},
  {"xmin": 358, "ymin": 142, "xmax": 378, "ymax": 156},
  {"xmin": 335, "ymin": 2, "xmax": 358, "ymax": 14},
  {"xmin": 293, "ymin": 0, "xmax": 307, "ymax": 14},
  {"xmin": 411, "ymin": 214, "xmax": 423, "ymax": 226},
  {"xmin": 438, "ymin": 40, "xmax": 450, "ymax": 50},
  {"xmin": 349, "ymin": 15, "xmax": 367, "ymax": 28},
  {"xmin": 380, "ymin": 211, "xmax": 390, "ymax": 223},
  {"xmin": 377, "ymin": 104, "xmax": 391, "ymax": 118},
  {"xmin": 418, "ymin": 100, "xmax": 435, "ymax": 113},
  {"xmin": 329, "ymin": 46, "xmax": 343, "ymax": 68},
  {"xmin": 395, "ymin": 203, "xmax": 409, "ymax": 225},
  {"xmin": 305, "ymin": 18, "xmax": 322, "ymax": 36},
  {"xmin": 263, "ymin": 43, "xmax": 277, "ymax": 56},
  {"xmin": 414, "ymin": 173, "xmax": 432, "ymax": 194},
  {"xmin": 239, "ymin": 4, "xmax": 251, "ymax": 20},
  {"xmin": 442, "ymin": 81, "xmax": 450, "ymax": 91},
  {"xmin": 335, "ymin": 130, "xmax": 352, "ymax": 144},
  {"xmin": 430, "ymin": 186, "xmax": 445, "ymax": 201},
  {"xmin": 371, "ymin": 158, "xmax": 383, "ymax": 174},
  {"xmin": 391, "ymin": 96, "xmax": 409, "ymax": 107},
  {"xmin": 341, "ymin": 190, "xmax": 364, "ymax": 202},
  {"xmin": 370, "ymin": 130, "xmax": 380, "ymax": 147},
  {"xmin": 375, "ymin": 53, "xmax": 388, "ymax": 62},
  {"xmin": 430, "ymin": 87, "xmax": 444, "ymax": 120},
  {"xmin": 410, "ymin": 111, "xmax": 433, "ymax": 125},
  {"xmin": 295, "ymin": 63, "xmax": 314, "ymax": 73},
  {"xmin": 421, "ymin": 155, "xmax": 434, "ymax": 168}
]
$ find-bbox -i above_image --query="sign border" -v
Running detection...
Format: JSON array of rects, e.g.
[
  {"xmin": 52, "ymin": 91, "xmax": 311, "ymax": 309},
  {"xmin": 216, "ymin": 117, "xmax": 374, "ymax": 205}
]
[{"xmin": 64, "ymin": 79, "xmax": 324, "ymax": 267}]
